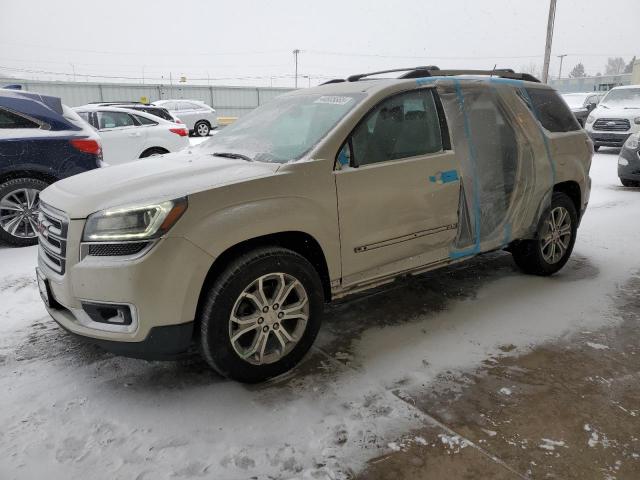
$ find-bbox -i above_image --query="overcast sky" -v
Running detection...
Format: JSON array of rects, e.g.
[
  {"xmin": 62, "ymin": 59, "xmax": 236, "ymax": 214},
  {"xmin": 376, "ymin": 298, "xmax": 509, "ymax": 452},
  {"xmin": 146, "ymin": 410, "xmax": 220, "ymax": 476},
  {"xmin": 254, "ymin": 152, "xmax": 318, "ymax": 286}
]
[{"xmin": 0, "ymin": 0, "xmax": 637, "ymax": 87}]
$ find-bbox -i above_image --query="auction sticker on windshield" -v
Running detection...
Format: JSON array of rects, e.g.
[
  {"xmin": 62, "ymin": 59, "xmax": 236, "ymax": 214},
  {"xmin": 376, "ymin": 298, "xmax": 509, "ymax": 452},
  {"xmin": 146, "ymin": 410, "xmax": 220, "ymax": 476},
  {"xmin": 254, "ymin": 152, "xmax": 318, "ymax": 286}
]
[{"xmin": 314, "ymin": 96, "xmax": 353, "ymax": 105}]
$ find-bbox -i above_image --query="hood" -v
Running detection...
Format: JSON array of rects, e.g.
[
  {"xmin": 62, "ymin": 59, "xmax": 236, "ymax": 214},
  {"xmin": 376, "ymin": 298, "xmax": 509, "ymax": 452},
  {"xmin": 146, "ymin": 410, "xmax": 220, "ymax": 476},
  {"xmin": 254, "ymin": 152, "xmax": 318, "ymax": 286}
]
[
  {"xmin": 592, "ymin": 105, "xmax": 640, "ymax": 119},
  {"xmin": 41, "ymin": 151, "xmax": 281, "ymax": 219}
]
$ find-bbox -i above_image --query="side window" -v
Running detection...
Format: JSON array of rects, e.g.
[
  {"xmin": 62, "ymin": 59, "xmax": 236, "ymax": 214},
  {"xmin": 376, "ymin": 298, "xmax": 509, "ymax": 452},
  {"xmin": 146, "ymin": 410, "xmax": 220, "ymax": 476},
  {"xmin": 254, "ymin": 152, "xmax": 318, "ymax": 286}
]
[
  {"xmin": 524, "ymin": 88, "xmax": 581, "ymax": 132},
  {"xmin": 161, "ymin": 102, "xmax": 176, "ymax": 110},
  {"xmin": 347, "ymin": 89, "xmax": 443, "ymax": 167},
  {"xmin": 97, "ymin": 111, "xmax": 137, "ymax": 129},
  {"xmin": 177, "ymin": 102, "xmax": 194, "ymax": 111},
  {"xmin": 76, "ymin": 111, "xmax": 90, "ymax": 123},
  {"xmin": 134, "ymin": 114, "xmax": 158, "ymax": 126},
  {"xmin": 0, "ymin": 109, "xmax": 39, "ymax": 129}
]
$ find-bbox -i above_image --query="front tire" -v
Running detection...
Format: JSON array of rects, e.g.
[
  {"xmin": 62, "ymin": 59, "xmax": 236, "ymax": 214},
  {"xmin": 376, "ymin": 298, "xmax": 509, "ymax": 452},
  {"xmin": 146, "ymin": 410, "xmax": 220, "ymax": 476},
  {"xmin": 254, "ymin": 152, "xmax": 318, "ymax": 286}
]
[
  {"xmin": 199, "ymin": 247, "xmax": 324, "ymax": 383},
  {"xmin": 511, "ymin": 192, "xmax": 578, "ymax": 276},
  {"xmin": 0, "ymin": 177, "xmax": 49, "ymax": 247},
  {"xmin": 194, "ymin": 121, "xmax": 210, "ymax": 137},
  {"xmin": 593, "ymin": 145, "xmax": 600, "ymax": 152}
]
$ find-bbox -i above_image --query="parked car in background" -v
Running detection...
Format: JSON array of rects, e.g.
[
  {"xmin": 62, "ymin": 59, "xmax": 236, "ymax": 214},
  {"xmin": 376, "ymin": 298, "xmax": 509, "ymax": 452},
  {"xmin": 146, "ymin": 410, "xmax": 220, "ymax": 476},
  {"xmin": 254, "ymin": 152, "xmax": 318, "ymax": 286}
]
[
  {"xmin": 0, "ymin": 89, "xmax": 102, "ymax": 246},
  {"xmin": 74, "ymin": 106, "xmax": 189, "ymax": 165},
  {"xmin": 85, "ymin": 102, "xmax": 181, "ymax": 123},
  {"xmin": 153, "ymin": 99, "xmax": 217, "ymax": 136},
  {"xmin": 618, "ymin": 133, "xmax": 640, "ymax": 187},
  {"xmin": 562, "ymin": 92, "xmax": 603, "ymax": 126},
  {"xmin": 36, "ymin": 67, "xmax": 591, "ymax": 382},
  {"xmin": 584, "ymin": 85, "xmax": 640, "ymax": 151}
]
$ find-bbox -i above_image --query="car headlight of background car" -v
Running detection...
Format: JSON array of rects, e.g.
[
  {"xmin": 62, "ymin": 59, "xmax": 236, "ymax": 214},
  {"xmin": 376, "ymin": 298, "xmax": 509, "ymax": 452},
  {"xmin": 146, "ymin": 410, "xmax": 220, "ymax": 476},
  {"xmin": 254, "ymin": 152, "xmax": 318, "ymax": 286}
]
[
  {"xmin": 634, "ymin": 117, "xmax": 640, "ymax": 125},
  {"xmin": 586, "ymin": 114, "xmax": 595, "ymax": 124},
  {"xmin": 83, "ymin": 197, "xmax": 188, "ymax": 242}
]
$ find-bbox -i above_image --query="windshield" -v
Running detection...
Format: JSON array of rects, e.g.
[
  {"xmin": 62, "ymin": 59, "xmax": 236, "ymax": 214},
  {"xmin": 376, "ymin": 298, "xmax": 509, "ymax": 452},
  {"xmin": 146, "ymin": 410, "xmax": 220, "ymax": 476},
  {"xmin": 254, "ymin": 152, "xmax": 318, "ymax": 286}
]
[
  {"xmin": 562, "ymin": 93, "xmax": 589, "ymax": 108},
  {"xmin": 194, "ymin": 93, "xmax": 364, "ymax": 163},
  {"xmin": 601, "ymin": 88, "xmax": 640, "ymax": 108}
]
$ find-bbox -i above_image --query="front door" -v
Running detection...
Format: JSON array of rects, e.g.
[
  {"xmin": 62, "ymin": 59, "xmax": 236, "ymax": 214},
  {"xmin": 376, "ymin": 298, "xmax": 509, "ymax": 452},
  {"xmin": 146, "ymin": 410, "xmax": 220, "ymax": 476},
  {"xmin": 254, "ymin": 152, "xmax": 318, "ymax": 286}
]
[{"xmin": 334, "ymin": 88, "xmax": 460, "ymax": 287}]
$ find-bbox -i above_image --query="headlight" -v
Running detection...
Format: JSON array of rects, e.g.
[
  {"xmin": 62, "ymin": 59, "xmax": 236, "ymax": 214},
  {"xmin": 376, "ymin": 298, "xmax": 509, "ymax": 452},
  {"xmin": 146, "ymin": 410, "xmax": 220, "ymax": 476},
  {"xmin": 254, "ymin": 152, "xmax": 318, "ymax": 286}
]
[
  {"xmin": 634, "ymin": 117, "xmax": 640, "ymax": 125},
  {"xmin": 83, "ymin": 197, "xmax": 187, "ymax": 242},
  {"xmin": 586, "ymin": 114, "xmax": 595, "ymax": 124},
  {"xmin": 624, "ymin": 133, "xmax": 639, "ymax": 150},
  {"xmin": 619, "ymin": 157, "xmax": 629, "ymax": 166}
]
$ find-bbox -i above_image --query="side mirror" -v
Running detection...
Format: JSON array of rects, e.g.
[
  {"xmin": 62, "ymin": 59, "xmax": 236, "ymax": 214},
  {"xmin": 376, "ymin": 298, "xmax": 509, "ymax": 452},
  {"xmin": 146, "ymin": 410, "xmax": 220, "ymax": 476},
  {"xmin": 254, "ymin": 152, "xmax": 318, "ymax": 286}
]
[{"xmin": 586, "ymin": 102, "xmax": 597, "ymax": 112}]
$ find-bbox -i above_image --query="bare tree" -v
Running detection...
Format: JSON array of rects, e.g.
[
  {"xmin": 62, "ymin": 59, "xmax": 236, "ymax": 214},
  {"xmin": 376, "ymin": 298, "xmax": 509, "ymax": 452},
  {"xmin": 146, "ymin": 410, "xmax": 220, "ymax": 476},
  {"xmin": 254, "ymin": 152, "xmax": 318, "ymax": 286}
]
[
  {"xmin": 569, "ymin": 63, "xmax": 586, "ymax": 78},
  {"xmin": 624, "ymin": 56, "xmax": 637, "ymax": 74},
  {"xmin": 605, "ymin": 57, "xmax": 626, "ymax": 75},
  {"xmin": 520, "ymin": 62, "xmax": 541, "ymax": 79}
]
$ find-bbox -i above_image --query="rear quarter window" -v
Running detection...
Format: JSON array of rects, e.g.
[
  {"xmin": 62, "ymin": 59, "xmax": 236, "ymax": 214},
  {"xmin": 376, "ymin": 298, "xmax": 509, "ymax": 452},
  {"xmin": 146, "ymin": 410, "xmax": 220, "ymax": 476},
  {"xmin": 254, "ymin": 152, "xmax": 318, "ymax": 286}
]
[
  {"xmin": 524, "ymin": 88, "xmax": 581, "ymax": 133},
  {"xmin": 0, "ymin": 108, "xmax": 39, "ymax": 129}
]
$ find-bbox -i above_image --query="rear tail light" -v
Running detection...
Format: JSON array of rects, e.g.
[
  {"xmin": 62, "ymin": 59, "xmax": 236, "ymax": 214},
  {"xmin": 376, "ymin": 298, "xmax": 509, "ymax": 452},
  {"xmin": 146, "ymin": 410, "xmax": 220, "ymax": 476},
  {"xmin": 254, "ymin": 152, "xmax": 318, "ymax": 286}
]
[
  {"xmin": 70, "ymin": 138, "xmax": 102, "ymax": 156},
  {"xmin": 170, "ymin": 127, "xmax": 188, "ymax": 137}
]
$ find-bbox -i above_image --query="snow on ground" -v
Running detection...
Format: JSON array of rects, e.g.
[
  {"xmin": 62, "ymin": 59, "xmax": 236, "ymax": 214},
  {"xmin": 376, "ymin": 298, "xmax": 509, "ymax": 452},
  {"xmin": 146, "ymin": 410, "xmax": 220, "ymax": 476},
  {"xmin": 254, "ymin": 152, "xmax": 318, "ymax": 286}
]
[{"xmin": 1, "ymin": 150, "xmax": 639, "ymax": 479}]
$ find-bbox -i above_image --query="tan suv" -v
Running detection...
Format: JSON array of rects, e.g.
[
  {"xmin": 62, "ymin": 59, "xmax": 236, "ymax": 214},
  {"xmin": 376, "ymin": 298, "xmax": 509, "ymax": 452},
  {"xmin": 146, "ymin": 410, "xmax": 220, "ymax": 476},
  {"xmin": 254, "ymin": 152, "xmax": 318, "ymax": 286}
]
[{"xmin": 36, "ymin": 67, "xmax": 592, "ymax": 382}]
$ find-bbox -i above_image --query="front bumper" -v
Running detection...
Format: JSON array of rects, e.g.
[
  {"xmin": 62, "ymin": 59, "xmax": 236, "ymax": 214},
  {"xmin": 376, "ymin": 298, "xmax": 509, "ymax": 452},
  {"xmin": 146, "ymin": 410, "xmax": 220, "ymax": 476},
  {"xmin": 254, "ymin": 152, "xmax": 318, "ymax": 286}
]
[
  {"xmin": 618, "ymin": 146, "xmax": 640, "ymax": 181},
  {"xmin": 587, "ymin": 131, "xmax": 631, "ymax": 148},
  {"xmin": 38, "ymin": 221, "xmax": 213, "ymax": 357}
]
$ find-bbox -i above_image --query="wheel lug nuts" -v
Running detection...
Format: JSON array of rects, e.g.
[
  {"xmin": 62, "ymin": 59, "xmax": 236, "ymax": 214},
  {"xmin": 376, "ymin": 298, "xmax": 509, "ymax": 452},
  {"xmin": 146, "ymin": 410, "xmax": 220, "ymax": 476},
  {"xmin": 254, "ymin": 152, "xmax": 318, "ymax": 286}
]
[
  {"xmin": 262, "ymin": 326, "xmax": 269, "ymax": 332},
  {"xmin": 277, "ymin": 312, "xmax": 284, "ymax": 319},
  {"xmin": 257, "ymin": 317, "xmax": 264, "ymax": 324},
  {"xmin": 273, "ymin": 303, "xmax": 279, "ymax": 310},
  {"xmin": 273, "ymin": 323, "xmax": 279, "ymax": 330},
  {"xmin": 262, "ymin": 306, "xmax": 269, "ymax": 313}
]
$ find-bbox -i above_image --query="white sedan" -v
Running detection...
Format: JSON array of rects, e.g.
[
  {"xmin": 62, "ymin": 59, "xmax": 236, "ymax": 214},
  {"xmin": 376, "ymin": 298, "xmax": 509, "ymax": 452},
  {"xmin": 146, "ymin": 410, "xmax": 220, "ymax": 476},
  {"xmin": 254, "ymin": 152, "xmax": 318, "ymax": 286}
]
[{"xmin": 74, "ymin": 106, "xmax": 189, "ymax": 165}]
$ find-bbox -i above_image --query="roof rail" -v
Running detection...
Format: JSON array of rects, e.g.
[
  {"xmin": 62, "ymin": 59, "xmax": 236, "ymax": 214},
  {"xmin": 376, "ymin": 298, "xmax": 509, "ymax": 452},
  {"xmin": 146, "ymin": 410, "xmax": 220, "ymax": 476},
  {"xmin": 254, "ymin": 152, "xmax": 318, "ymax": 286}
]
[
  {"xmin": 320, "ymin": 79, "xmax": 346, "ymax": 85},
  {"xmin": 347, "ymin": 66, "xmax": 440, "ymax": 82},
  {"xmin": 421, "ymin": 69, "xmax": 540, "ymax": 83},
  {"xmin": 340, "ymin": 66, "xmax": 540, "ymax": 84}
]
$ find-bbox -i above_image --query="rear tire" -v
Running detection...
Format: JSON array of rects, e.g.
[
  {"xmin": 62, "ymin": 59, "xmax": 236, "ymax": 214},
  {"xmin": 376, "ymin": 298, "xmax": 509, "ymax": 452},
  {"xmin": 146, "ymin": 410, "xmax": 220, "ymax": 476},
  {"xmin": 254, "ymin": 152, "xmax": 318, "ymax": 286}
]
[
  {"xmin": 0, "ymin": 177, "xmax": 49, "ymax": 247},
  {"xmin": 593, "ymin": 146, "xmax": 600, "ymax": 152},
  {"xmin": 139, "ymin": 147, "xmax": 168, "ymax": 158},
  {"xmin": 199, "ymin": 247, "xmax": 324, "ymax": 383},
  {"xmin": 194, "ymin": 121, "xmax": 210, "ymax": 137},
  {"xmin": 511, "ymin": 192, "xmax": 577, "ymax": 276}
]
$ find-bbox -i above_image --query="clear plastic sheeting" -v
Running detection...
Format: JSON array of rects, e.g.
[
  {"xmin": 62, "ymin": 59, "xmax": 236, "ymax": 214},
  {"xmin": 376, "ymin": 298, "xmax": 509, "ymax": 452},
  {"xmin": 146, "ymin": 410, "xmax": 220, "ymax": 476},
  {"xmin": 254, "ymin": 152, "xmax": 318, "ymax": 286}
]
[{"xmin": 425, "ymin": 78, "xmax": 556, "ymax": 259}]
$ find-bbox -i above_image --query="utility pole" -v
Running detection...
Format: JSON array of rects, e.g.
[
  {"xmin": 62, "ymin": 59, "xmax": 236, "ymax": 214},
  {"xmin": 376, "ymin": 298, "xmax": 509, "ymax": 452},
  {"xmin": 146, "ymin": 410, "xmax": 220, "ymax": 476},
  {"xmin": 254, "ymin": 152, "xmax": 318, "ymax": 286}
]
[
  {"xmin": 70, "ymin": 63, "xmax": 76, "ymax": 82},
  {"xmin": 541, "ymin": 0, "xmax": 557, "ymax": 83},
  {"xmin": 293, "ymin": 49, "xmax": 300, "ymax": 88},
  {"xmin": 557, "ymin": 54, "xmax": 567, "ymax": 79}
]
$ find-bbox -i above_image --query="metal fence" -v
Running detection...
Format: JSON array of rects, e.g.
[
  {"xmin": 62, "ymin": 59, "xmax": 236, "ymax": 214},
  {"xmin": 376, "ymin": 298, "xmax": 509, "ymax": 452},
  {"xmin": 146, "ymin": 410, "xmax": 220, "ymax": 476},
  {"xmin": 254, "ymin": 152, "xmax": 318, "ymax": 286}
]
[
  {"xmin": 0, "ymin": 78, "xmax": 295, "ymax": 118},
  {"xmin": 549, "ymin": 73, "xmax": 632, "ymax": 93}
]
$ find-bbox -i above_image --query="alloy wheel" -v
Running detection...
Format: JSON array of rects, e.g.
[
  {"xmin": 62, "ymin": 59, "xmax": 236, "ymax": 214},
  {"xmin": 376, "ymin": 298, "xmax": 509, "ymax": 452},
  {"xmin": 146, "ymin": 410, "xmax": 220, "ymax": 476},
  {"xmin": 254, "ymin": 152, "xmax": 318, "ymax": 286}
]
[
  {"xmin": 540, "ymin": 206, "xmax": 572, "ymax": 264},
  {"xmin": 0, "ymin": 188, "xmax": 40, "ymax": 239},
  {"xmin": 197, "ymin": 123, "xmax": 209, "ymax": 136},
  {"xmin": 229, "ymin": 272, "xmax": 309, "ymax": 365}
]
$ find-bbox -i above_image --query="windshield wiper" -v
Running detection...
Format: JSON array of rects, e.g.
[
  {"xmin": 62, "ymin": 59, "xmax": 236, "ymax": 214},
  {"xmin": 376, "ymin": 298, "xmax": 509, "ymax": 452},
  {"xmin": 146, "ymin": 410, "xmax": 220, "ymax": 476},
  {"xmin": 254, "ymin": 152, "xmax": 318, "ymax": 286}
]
[{"xmin": 211, "ymin": 152, "xmax": 254, "ymax": 162}]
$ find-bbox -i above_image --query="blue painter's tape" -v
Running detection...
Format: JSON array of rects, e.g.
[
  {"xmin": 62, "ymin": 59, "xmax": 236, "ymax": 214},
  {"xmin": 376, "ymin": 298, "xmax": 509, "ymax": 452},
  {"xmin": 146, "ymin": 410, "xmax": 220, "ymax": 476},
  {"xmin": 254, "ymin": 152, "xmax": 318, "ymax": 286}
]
[
  {"xmin": 338, "ymin": 148, "xmax": 349, "ymax": 166},
  {"xmin": 416, "ymin": 77, "xmax": 437, "ymax": 86},
  {"xmin": 441, "ymin": 169, "xmax": 459, "ymax": 183},
  {"xmin": 429, "ymin": 175, "xmax": 437, "ymax": 183},
  {"xmin": 449, "ymin": 79, "xmax": 482, "ymax": 260}
]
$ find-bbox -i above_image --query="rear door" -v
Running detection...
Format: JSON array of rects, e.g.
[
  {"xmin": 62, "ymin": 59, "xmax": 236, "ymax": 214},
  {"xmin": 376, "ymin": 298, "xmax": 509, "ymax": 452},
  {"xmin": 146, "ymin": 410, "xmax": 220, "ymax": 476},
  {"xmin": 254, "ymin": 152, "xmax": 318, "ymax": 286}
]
[
  {"xmin": 334, "ymin": 88, "xmax": 460, "ymax": 287},
  {"xmin": 96, "ymin": 111, "xmax": 146, "ymax": 164}
]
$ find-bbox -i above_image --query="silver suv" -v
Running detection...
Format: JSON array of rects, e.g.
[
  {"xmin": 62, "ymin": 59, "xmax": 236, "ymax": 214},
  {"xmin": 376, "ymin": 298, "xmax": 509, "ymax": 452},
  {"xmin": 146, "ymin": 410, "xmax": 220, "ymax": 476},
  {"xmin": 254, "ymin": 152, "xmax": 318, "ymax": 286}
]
[
  {"xmin": 36, "ymin": 67, "xmax": 592, "ymax": 383},
  {"xmin": 153, "ymin": 99, "xmax": 217, "ymax": 136}
]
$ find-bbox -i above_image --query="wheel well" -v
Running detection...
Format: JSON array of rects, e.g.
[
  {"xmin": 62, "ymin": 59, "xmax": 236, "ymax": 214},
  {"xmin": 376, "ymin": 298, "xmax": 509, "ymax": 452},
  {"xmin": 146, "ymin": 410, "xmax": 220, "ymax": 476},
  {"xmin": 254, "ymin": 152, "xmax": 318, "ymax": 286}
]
[
  {"xmin": 196, "ymin": 119, "xmax": 211, "ymax": 127},
  {"xmin": 553, "ymin": 181, "xmax": 582, "ymax": 218},
  {"xmin": 194, "ymin": 232, "xmax": 332, "ymax": 329},
  {"xmin": 0, "ymin": 170, "xmax": 57, "ymax": 186},
  {"xmin": 139, "ymin": 147, "xmax": 169, "ymax": 158}
]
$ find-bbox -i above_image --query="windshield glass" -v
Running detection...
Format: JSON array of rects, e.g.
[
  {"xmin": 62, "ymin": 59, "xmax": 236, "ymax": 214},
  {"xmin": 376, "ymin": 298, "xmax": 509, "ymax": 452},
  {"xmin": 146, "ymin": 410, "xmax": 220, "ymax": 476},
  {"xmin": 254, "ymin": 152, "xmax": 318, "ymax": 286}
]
[
  {"xmin": 601, "ymin": 88, "xmax": 640, "ymax": 108},
  {"xmin": 562, "ymin": 93, "xmax": 589, "ymax": 108},
  {"xmin": 195, "ymin": 93, "xmax": 364, "ymax": 163}
]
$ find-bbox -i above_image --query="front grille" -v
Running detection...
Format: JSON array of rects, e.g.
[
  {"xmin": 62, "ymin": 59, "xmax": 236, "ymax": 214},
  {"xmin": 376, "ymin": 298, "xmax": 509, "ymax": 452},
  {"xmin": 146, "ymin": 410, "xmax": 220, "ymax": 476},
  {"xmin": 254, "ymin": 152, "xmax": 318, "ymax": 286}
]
[
  {"xmin": 88, "ymin": 242, "xmax": 150, "ymax": 256},
  {"xmin": 593, "ymin": 118, "xmax": 631, "ymax": 131},
  {"xmin": 37, "ymin": 202, "xmax": 69, "ymax": 275}
]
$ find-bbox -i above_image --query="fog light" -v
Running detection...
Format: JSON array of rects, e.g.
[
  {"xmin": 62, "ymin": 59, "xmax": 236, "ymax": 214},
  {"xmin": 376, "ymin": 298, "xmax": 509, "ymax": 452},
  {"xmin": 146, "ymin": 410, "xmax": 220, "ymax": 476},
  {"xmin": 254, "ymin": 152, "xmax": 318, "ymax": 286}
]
[
  {"xmin": 619, "ymin": 157, "xmax": 629, "ymax": 166},
  {"xmin": 81, "ymin": 302, "xmax": 133, "ymax": 325}
]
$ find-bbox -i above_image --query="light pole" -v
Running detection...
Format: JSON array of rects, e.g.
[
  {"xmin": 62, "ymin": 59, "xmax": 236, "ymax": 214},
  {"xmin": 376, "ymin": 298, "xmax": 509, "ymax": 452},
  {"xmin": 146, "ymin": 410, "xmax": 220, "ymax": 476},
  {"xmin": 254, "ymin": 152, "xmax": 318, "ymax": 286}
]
[
  {"xmin": 293, "ymin": 49, "xmax": 300, "ymax": 88},
  {"xmin": 541, "ymin": 0, "xmax": 557, "ymax": 83},
  {"xmin": 557, "ymin": 54, "xmax": 567, "ymax": 79}
]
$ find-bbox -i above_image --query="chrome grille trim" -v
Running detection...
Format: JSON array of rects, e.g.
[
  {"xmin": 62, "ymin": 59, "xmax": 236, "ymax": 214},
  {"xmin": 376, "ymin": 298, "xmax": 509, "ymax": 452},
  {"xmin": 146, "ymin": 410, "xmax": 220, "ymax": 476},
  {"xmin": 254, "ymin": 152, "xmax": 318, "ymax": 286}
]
[
  {"xmin": 37, "ymin": 202, "xmax": 69, "ymax": 275},
  {"xmin": 593, "ymin": 118, "xmax": 631, "ymax": 132}
]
